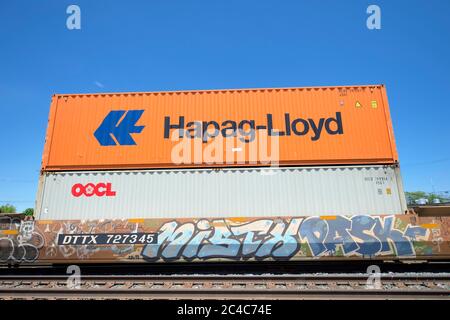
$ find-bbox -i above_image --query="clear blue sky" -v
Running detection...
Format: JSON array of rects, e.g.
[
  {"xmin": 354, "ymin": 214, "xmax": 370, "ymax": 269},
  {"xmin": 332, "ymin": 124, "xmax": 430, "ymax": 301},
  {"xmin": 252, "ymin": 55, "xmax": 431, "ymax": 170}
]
[{"xmin": 0, "ymin": 0, "xmax": 449, "ymax": 211}]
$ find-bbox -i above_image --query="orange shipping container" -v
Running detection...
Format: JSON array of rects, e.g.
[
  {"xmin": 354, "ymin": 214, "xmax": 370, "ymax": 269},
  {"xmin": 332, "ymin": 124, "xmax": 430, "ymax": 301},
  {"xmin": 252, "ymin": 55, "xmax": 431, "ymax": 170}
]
[{"xmin": 41, "ymin": 85, "xmax": 399, "ymax": 171}]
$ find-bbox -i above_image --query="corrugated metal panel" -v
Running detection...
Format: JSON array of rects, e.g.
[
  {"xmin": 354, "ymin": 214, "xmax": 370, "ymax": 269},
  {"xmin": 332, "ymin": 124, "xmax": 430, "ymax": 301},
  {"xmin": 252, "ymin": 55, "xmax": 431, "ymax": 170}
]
[
  {"xmin": 36, "ymin": 165, "xmax": 406, "ymax": 220},
  {"xmin": 41, "ymin": 85, "xmax": 398, "ymax": 171}
]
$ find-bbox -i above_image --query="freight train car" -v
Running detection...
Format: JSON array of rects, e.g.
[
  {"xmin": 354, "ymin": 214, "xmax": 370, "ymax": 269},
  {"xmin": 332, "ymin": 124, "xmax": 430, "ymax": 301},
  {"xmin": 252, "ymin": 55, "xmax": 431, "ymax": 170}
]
[
  {"xmin": 1, "ymin": 213, "xmax": 449, "ymax": 264},
  {"xmin": 3, "ymin": 85, "xmax": 448, "ymax": 266}
]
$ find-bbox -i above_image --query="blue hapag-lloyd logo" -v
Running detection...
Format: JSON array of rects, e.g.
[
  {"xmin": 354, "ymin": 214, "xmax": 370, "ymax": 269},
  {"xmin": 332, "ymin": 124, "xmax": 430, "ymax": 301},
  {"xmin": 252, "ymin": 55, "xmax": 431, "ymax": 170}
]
[
  {"xmin": 94, "ymin": 110, "xmax": 145, "ymax": 146},
  {"xmin": 94, "ymin": 110, "xmax": 344, "ymax": 146}
]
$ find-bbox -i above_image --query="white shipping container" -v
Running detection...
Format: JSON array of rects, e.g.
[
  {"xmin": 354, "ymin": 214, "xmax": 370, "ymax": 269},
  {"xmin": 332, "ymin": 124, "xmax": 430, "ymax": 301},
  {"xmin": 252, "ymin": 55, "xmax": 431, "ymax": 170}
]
[{"xmin": 35, "ymin": 165, "xmax": 407, "ymax": 220}]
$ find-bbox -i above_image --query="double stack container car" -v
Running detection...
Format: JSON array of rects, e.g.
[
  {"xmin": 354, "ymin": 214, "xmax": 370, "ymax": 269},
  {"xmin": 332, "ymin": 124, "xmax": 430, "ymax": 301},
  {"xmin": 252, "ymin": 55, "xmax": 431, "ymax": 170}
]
[
  {"xmin": 4, "ymin": 84, "xmax": 448, "ymax": 265},
  {"xmin": 36, "ymin": 85, "xmax": 407, "ymax": 219}
]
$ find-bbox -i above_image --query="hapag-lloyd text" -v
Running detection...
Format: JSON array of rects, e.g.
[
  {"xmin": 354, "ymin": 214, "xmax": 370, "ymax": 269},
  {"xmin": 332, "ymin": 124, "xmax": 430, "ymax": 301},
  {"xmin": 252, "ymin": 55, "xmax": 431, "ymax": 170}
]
[{"xmin": 164, "ymin": 112, "xmax": 344, "ymax": 143}]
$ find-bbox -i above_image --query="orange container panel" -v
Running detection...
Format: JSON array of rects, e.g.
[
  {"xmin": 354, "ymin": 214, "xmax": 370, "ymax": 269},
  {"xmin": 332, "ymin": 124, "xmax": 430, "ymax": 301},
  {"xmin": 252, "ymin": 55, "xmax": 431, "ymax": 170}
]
[{"xmin": 41, "ymin": 85, "xmax": 399, "ymax": 171}]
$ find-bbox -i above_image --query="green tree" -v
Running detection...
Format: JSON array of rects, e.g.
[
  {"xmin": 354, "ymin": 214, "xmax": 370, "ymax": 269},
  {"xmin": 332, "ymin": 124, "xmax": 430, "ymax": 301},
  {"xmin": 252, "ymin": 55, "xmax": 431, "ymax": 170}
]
[
  {"xmin": 0, "ymin": 204, "xmax": 17, "ymax": 213},
  {"xmin": 23, "ymin": 208, "xmax": 34, "ymax": 216},
  {"xmin": 427, "ymin": 193, "xmax": 447, "ymax": 204},
  {"xmin": 405, "ymin": 191, "xmax": 447, "ymax": 205}
]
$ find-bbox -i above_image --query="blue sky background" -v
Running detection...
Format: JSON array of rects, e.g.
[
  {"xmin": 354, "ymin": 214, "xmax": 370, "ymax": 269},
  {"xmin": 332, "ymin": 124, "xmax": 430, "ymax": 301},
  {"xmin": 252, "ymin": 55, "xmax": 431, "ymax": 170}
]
[{"xmin": 0, "ymin": 0, "xmax": 449, "ymax": 211}]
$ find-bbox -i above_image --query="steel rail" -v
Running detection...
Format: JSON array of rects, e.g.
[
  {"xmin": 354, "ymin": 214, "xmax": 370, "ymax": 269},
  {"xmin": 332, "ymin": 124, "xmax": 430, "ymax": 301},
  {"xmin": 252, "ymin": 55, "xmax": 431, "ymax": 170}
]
[
  {"xmin": 1, "ymin": 273, "xmax": 449, "ymax": 300},
  {"xmin": 1, "ymin": 273, "xmax": 450, "ymax": 280}
]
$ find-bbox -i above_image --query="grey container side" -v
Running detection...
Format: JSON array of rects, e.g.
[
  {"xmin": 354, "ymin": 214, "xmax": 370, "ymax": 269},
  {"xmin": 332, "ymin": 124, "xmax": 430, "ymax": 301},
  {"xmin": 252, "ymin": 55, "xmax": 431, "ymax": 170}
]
[{"xmin": 36, "ymin": 165, "xmax": 407, "ymax": 220}]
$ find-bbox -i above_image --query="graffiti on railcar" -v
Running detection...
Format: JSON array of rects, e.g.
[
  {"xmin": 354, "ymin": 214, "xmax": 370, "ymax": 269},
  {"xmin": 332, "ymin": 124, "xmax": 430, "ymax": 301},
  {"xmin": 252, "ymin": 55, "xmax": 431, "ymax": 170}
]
[
  {"xmin": 140, "ymin": 216, "xmax": 430, "ymax": 261},
  {"xmin": 0, "ymin": 215, "xmax": 448, "ymax": 263},
  {"xmin": 0, "ymin": 217, "xmax": 43, "ymax": 263}
]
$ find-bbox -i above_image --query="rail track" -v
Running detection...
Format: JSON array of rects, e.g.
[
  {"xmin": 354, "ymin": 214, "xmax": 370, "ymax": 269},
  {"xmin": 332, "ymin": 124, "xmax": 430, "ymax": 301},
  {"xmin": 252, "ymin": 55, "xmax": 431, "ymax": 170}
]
[{"xmin": 1, "ymin": 273, "xmax": 449, "ymax": 300}]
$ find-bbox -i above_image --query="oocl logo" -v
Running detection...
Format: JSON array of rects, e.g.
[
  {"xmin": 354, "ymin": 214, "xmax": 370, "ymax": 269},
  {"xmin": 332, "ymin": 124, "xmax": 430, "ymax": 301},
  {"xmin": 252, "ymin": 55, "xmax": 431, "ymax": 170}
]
[{"xmin": 71, "ymin": 183, "xmax": 116, "ymax": 197}]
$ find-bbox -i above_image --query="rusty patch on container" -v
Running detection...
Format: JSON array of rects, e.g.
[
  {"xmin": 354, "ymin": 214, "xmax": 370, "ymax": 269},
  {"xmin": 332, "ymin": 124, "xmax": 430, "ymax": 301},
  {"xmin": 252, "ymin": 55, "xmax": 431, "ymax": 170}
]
[
  {"xmin": 227, "ymin": 217, "xmax": 248, "ymax": 223},
  {"xmin": 36, "ymin": 220, "xmax": 54, "ymax": 225},
  {"xmin": 320, "ymin": 216, "xmax": 337, "ymax": 220},
  {"xmin": 420, "ymin": 223, "xmax": 439, "ymax": 229},
  {"xmin": 1, "ymin": 230, "xmax": 19, "ymax": 235}
]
